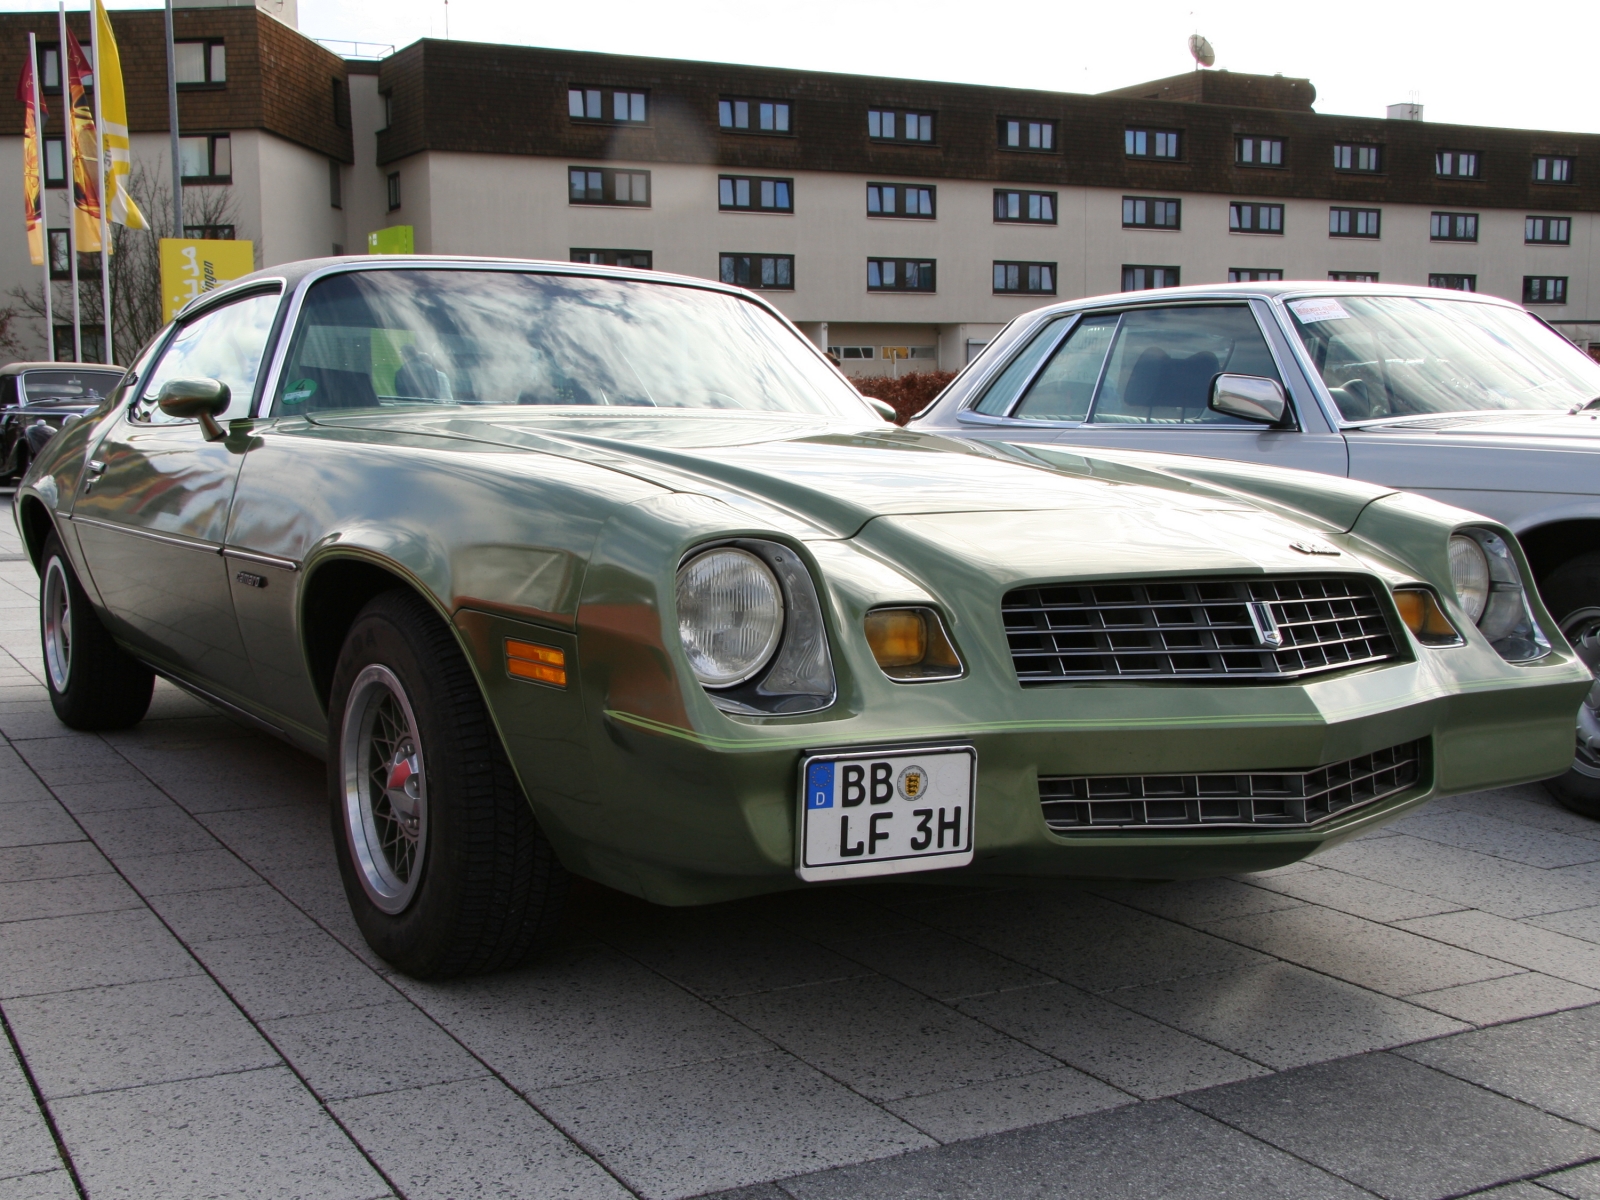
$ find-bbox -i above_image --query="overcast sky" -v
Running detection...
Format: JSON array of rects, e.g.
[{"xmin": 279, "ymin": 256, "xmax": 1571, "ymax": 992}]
[{"xmin": 44, "ymin": 0, "xmax": 1600, "ymax": 134}]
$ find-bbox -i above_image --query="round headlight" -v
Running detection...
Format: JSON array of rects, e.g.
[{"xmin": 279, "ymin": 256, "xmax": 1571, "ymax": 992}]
[
  {"xmin": 1448, "ymin": 534, "xmax": 1490, "ymax": 623},
  {"xmin": 676, "ymin": 548, "xmax": 784, "ymax": 688}
]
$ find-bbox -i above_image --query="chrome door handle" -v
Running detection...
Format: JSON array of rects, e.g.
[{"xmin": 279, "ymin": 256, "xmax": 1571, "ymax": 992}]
[{"xmin": 83, "ymin": 459, "xmax": 106, "ymax": 492}]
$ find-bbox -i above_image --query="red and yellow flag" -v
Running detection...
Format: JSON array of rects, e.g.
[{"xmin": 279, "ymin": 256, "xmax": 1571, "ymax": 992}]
[
  {"xmin": 64, "ymin": 30, "xmax": 102, "ymax": 253},
  {"xmin": 15, "ymin": 52, "xmax": 45, "ymax": 266}
]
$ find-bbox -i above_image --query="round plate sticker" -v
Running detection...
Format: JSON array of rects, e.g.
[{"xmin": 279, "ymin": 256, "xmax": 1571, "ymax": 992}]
[{"xmin": 897, "ymin": 765, "xmax": 928, "ymax": 800}]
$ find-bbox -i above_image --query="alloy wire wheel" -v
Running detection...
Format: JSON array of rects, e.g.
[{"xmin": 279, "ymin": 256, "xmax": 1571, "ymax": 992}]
[
  {"xmin": 42, "ymin": 555, "xmax": 72, "ymax": 694},
  {"xmin": 341, "ymin": 664, "xmax": 429, "ymax": 915}
]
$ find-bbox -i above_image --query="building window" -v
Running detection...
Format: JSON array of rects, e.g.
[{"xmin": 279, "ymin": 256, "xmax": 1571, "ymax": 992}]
[
  {"xmin": 1236, "ymin": 136, "xmax": 1284, "ymax": 166},
  {"xmin": 994, "ymin": 190, "xmax": 1056, "ymax": 223},
  {"xmin": 869, "ymin": 110, "xmax": 935, "ymax": 143},
  {"xmin": 1229, "ymin": 202, "xmax": 1283, "ymax": 233},
  {"xmin": 380, "ymin": 92, "xmax": 392, "ymax": 130},
  {"xmin": 867, "ymin": 258, "xmax": 935, "ymax": 292},
  {"xmin": 37, "ymin": 42, "xmax": 60, "ymax": 95},
  {"xmin": 718, "ymin": 97, "xmax": 792, "ymax": 134},
  {"xmin": 328, "ymin": 159, "xmax": 342, "ymax": 209},
  {"xmin": 1122, "ymin": 265, "xmax": 1179, "ymax": 290},
  {"xmin": 386, "ymin": 172, "xmax": 400, "ymax": 211},
  {"xmin": 720, "ymin": 254, "xmax": 794, "ymax": 290},
  {"xmin": 54, "ymin": 324, "xmax": 104, "ymax": 364},
  {"xmin": 1329, "ymin": 207, "xmax": 1380, "ymax": 238},
  {"xmin": 179, "ymin": 134, "xmax": 231, "ymax": 184},
  {"xmin": 47, "ymin": 229, "xmax": 71, "ymax": 280},
  {"xmin": 1429, "ymin": 274, "xmax": 1477, "ymax": 291},
  {"xmin": 572, "ymin": 249, "xmax": 653, "ymax": 269},
  {"xmin": 1429, "ymin": 212, "xmax": 1477, "ymax": 242},
  {"xmin": 1123, "ymin": 197, "xmax": 1180, "ymax": 229},
  {"xmin": 866, "ymin": 183, "xmax": 934, "ymax": 218},
  {"xmin": 174, "ymin": 39, "xmax": 226, "ymax": 86},
  {"xmin": 43, "ymin": 136, "xmax": 66, "ymax": 188},
  {"xmin": 569, "ymin": 168, "xmax": 651, "ymax": 207},
  {"xmin": 1125, "ymin": 128, "xmax": 1181, "ymax": 159},
  {"xmin": 718, "ymin": 176, "xmax": 793, "ymax": 212},
  {"xmin": 1523, "ymin": 276, "xmax": 1568, "ymax": 305},
  {"xmin": 993, "ymin": 261, "xmax": 1056, "ymax": 295},
  {"xmin": 568, "ymin": 87, "xmax": 648, "ymax": 124},
  {"xmin": 1435, "ymin": 150, "xmax": 1481, "ymax": 179},
  {"xmin": 1329, "ymin": 271, "xmax": 1379, "ymax": 282},
  {"xmin": 1000, "ymin": 118, "xmax": 1056, "ymax": 151},
  {"xmin": 331, "ymin": 79, "xmax": 349, "ymax": 130},
  {"xmin": 829, "ymin": 345, "xmax": 876, "ymax": 361},
  {"xmin": 1533, "ymin": 156, "xmax": 1573, "ymax": 184},
  {"xmin": 1229, "ymin": 268, "xmax": 1283, "ymax": 282},
  {"xmin": 1333, "ymin": 143, "xmax": 1382, "ymax": 172},
  {"xmin": 1526, "ymin": 216, "xmax": 1572, "ymax": 245},
  {"xmin": 184, "ymin": 224, "xmax": 234, "ymax": 240}
]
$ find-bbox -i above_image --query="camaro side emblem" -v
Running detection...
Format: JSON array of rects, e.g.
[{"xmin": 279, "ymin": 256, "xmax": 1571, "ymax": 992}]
[
  {"xmin": 235, "ymin": 571, "xmax": 268, "ymax": 589},
  {"xmin": 1248, "ymin": 601, "xmax": 1285, "ymax": 649},
  {"xmin": 1290, "ymin": 540, "xmax": 1341, "ymax": 556}
]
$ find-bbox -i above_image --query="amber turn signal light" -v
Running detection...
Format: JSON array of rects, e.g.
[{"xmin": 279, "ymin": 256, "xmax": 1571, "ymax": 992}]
[
  {"xmin": 864, "ymin": 608, "xmax": 963, "ymax": 681},
  {"xmin": 1393, "ymin": 588, "xmax": 1463, "ymax": 646},
  {"xmin": 505, "ymin": 638, "xmax": 567, "ymax": 686}
]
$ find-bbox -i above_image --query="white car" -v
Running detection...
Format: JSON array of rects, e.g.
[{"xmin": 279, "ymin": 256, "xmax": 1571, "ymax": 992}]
[{"xmin": 917, "ymin": 282, "xmax": 1600, "ymax": 817}]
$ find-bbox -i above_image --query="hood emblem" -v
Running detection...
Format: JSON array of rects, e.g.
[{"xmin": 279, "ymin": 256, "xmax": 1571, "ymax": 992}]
[
  {"xmin": 1290, "ymin": 540, "xmax": 1341, "ymax": 556},
  {"xmin": 1248, "ymin": 601, "xmax": 1284, "ymax": 650}
]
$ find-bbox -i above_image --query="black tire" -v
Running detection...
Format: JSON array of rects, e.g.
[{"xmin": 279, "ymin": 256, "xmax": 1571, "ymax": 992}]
[
  {"xmin": 1539, "ymin": 552, "xmax": 1600, "ymax": 819},
  {"xmin": 327, "ymin": 589, "xmax": 569, "ymax": 978},
  {"xmin": 38, "ymin": 533, "xmax": 154, "ymax": 731}
]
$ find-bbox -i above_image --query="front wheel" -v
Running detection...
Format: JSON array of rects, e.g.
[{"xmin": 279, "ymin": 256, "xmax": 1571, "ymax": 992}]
[
  {"xmin": 1540, "ymin": 553, "xmax": 1600, "ymax": 818},
  {"xmin": 328, "ymin": 589, "xmax": 569, "ymax": 978},
  {"xmin": 39, "ymin": 533, "xmax": 154, "ymax": 730}
]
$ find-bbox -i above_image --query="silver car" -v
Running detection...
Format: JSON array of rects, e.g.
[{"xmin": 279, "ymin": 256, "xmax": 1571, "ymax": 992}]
[{"xmin": 917, "ymin": 282, "xmax": 1600, "ymax": 817}]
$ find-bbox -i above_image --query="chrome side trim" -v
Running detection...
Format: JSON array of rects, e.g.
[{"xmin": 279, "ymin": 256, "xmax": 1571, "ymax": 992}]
[
  {"xmin": 68, "ymin": 515, "xmax": 220, "ymax": 555},
  {"xmin": 222, "ymin": 547, "xmax": 301, "ymax": 572}
]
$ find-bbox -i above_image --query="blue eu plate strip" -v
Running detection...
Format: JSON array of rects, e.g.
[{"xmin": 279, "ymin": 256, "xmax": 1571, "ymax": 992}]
[{"xmin": 807, "ymin": 761, "xmax": 834, "ymax": 809}]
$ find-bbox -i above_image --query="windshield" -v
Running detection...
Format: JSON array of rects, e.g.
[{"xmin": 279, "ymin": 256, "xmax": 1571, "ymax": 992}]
[
  {"xmin": 273, "ymin": 269, "xmax": 864, "ymax": 418},
  {"xmin": 1286, "ymin": 295, "xmax": 1600, "ymax": 422},
  {"xmin": 23, "ymin": 369, "xmax": 123, "ymax": 404}
]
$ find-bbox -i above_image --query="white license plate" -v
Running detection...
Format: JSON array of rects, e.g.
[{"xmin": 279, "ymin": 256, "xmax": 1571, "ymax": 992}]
[{"xmin": 796, "ymin": 746, "xmax": 976, "ymax": 882}]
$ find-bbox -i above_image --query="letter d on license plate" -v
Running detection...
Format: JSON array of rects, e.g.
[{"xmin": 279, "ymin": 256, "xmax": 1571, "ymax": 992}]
[{"xmin": 796, "ymin": 746, "xmax": 975, "ymax": 882}]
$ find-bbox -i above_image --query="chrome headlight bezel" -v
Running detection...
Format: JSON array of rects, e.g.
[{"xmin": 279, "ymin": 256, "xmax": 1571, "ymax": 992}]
[
  {"xmin": 1450, "ymin": 526, "xmax": 1551, "ymax": 663},
  {"xmin": 675, "ymin": 538, "xmax": 836, "ymax": 715}
]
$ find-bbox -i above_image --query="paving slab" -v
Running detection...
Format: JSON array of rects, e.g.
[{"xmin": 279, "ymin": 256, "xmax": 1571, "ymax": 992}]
[
  {"xmin": 13, "ymin": 737, "xmax": 148, "ymax": 788},
  {"xmin": 0, "ymin": 1031, "xmax": 65, "ymax": 1183},
  {"xmin": 147, "ymin": 881, "xmax": 321, "ymax": 944},
  {"xmin": 0, "ymin": 1169, "xmax": 79, "ymax": 1198},
  {"xmin": 196, "ymin": 804, "xmax": 335, "ymax": 875},
  {"xmin": 0, "ymin": 800, "xmax": 84, "ymax": 850},
  {"xmin": 720, "ymin": 974, "xmax": 1056, "ymax": 1104},
  {"xmin": 46, "ymin": 778, "xmax": 174, "ymax": 815},
  {"xmin": 1089, "ymin": 876, "xmax": 1306, "ymax": 926},
  {"xmin": 51, "ymin": 1065, "xmax": 390, "ymax": 1200},
  {"xmin": 1112, "ymin": 960, "xmax": 1467, "ymax": 1070},
  {"xmin": 1247, "ymin": 865, "xmax": 1467, "ymax": 923},
  {"xmin": 610, "ymin": 914, "xmax": 866, "ymax": 1001},
  {"xmin": 829, "ymin": 927, "xmax": 1052, "ymax": 1001},
  {"xmin": 1392, "ymin": 810, "xmax": 1600, "ymax": 869},
  {"xmin": 956, "ymin": 981, "xmax": 1270, "ymax": 1098},
  {"xmin": 1397, "ymin": 910, "xmax": 1600, "ymax": 989},
  {"xmin": 334, "ymin": 1077, "xmax": 628, "ymax": 1200},
  {"xmin": 1527, "ymin": 907, "xmax": 1600, "ymax": 946},
  {"xmin": 113, "ymin": 847, "xmax": 263, "ymax": 896},
  {"xmin": 533, "ymin": 1051, "xmax": 932, "ymax": 1200},
  {"xmin": 190, "ymin": 928, "xmax": 398, "ymax": 1021},
  {"xmin": 1183, "ymin": 1052, "xmax": 1600, "ymax": 1200},
  {"xmin": 881, "ymin": 1065, "xmax": 1132, "ymax": 1143},
  {"xmin": 0, "ymin": 870, "xmax": 142, "ymax": 923},
  {"xmin": 6, "ymin": 974, "xmax": 280, "ymax": 1098},
  {"xmin": 0, "ymin": 840, "xmax": 111, "ymax": 883},
  {"xmin": 775, "ymin": 1097, "xmax": 1373, "ymax": 1200},
  {"xmin": 262, "ymin": 1001, "xmax": 490, "ymax": 1101},
  {"xmin": 1408, "ymin": 973, "xmax": 1600, "ymax": 1026},
  {"xmin": 1539, "ymin": 1161, "xmax": 1600, "ymax": 1198},
  {"xmin": 1398, "ymin": 1005, "xmax": 1600, "ymax": 1130},
  {"xmin": 0, "ymin": 907, "xmax": 200, "ymax": 999},
  {"xmin": 75, "ymin": 804, "xmax": 220, "ymax": 860}
]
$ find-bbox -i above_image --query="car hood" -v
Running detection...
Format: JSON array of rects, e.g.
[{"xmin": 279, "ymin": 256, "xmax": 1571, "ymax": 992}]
[
  {"xmin": 306, "ymin": 408, "xmax": 1382, "ymax": 543},
  {"xmin": 1352, "ymin": 408, "xmax": 1600, "ymax": 442}
]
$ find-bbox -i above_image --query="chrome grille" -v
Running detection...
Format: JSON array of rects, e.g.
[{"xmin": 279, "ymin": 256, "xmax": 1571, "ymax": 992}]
[
  {"xmin": 1003, "ymin": 575, "xmax": 1399, "ymax": 683},
  {"xmin": 1040, "ymin": 739, "xmax": 1425, "ymax": 832}
]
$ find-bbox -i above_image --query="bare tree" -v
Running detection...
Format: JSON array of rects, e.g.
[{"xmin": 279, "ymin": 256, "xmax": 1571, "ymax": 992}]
[{"xmin": 8, "ymin": 159, "xmax": 243, "ymax": 363}]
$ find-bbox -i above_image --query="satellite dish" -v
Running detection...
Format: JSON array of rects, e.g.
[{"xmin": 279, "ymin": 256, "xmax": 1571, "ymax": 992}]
[{"xmin": 1188, "ymin": 34, "xmax": 1216, "ymax": 68}]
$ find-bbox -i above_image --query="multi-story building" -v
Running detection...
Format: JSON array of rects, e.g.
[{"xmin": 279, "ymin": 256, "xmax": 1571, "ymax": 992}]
[{"xmin": 2, "ymin": 6, "xmax": 1597, "ymax": 367}]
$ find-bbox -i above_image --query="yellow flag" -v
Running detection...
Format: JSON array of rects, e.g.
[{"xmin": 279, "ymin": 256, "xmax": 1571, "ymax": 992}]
[{"xmin": 92, "ymin": 0, "xmax": 146, "ymax": 231}]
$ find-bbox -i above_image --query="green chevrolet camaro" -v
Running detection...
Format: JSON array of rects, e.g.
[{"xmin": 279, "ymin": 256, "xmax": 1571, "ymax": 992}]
[{"xmin": 14, "ymin": 258, "xmax": 1591, "ymax": 977}]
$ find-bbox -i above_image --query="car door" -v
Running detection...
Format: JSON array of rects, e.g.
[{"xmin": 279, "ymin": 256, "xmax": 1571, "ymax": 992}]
[
  {"xmin": 960, "ymin": 301, "xmax": 1349, "ymax": 474},
  {"xmin": 71, "ymin": 287, "xmax": 283, "ymax": 703}
]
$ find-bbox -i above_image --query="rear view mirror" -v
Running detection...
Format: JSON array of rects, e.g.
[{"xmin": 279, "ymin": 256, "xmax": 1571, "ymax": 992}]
[
  {"xmin": 1210, "ymin": 374, "xmax": 1289, "ymax": 425},
  {"xmin": 158, "ymin": 378, "xmax": 231, "ymax": 441},
  {"xmin": 866, "ymin": 398, "xmax": 897, "ymax": 423}
]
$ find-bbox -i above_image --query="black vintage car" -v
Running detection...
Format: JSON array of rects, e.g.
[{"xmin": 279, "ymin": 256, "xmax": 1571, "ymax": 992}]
[{"xmin": 0, "ymin": 362, "xmax": 125, "ymax": 482}]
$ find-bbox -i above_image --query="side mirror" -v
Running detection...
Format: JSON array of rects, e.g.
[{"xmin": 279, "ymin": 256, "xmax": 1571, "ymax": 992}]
[
  {"xmin": 866, "ymin": 397, "xmax": 897, "ymax": 423},
  {"xmin": 1209, "ymin": 374, "xmax": 1289, "ymax": 425},
  {"xmin": 158, "ymin": 377, "xmax": 231, "ymax": 441}
]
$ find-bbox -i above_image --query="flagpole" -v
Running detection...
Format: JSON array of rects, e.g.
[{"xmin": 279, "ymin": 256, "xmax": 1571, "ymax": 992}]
[
  {"xmin": 28, "ymin": 32, "xmax": 55, "ymax": 360},
  {"xmin": 90, "ymin": 14, "xmax": 111, "ymax": 365},
  {"xmin": 56, "ymin": 1, "xmax": 79, "ymax": 363},
  {"xmin": 163, "ymin": 0, "xmax": 181, "ymax": 239}
]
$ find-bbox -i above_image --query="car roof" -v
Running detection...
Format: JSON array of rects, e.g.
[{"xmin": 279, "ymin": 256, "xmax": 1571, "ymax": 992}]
[
  {"xmin": 0, "ymin": 362, "xmax": 125, "ymax": 377},
  {"xmin": 1016, "ymin": 279, "xmax": 1525, "ymax": 316}
]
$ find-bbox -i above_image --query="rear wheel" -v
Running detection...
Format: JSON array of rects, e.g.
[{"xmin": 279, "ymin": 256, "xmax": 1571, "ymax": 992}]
[
  {"xmin": 39, "ymin": 533, "xmax": 154, "ymax": 731},
  {"xmin": 1540, "ymin": 553, "xmax": 1600, "ymax": 818},
  {"xmin": 328, "ymin": 589, "xmax": 569, "ymax": 978}
]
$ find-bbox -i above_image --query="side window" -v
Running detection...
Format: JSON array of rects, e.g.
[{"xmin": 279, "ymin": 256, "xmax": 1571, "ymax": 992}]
[
  {"xmin": 1011, "ymin": 314, "xmax": 1120, "ymax": 422},
  {"xmin": 970, "ymin": 317, "xmax": 1070, "ymax": 415},
  {"xmin": 1088, "ymin": 306, "xmax": 1281, "ymax": 426},
  {"xmin": 133, "ymin": 290, "xmax": 281, "ymax": 424}
]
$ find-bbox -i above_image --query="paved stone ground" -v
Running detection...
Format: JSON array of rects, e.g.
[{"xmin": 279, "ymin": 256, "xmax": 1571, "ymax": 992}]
[{"xmin": 3, "ymin": 509, "xmax": 1600, "ymax": 1200}]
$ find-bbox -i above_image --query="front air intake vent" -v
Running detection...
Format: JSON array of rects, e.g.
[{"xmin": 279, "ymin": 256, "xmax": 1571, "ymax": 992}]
[
  {"xmin": 1039, "ymin": 739, "xmax": 1426, "ymax": 832},
  {"xmin": 1003, "ymin": 575, "xmax": 1398, "ymax": 683}
]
